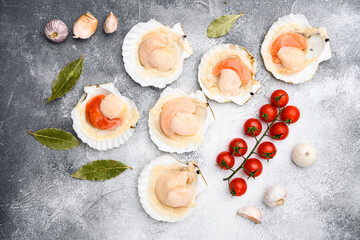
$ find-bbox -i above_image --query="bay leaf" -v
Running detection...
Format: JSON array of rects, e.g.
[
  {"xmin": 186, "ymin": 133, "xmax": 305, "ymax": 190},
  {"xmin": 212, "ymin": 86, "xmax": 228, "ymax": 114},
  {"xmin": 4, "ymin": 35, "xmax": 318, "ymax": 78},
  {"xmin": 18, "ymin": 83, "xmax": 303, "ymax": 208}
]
[
  {"xmin": 207, "ymin": 13, "xmax": 244, "ymax": 38},
  {"xmin": 71, "ymin": 160, "xmax": 132, "ymax": 181},
  {"xmin": 47, "ymin": 56, "xmax": 83, "ymax": 103},
  {"xmin": 28, "ymin": 128, "xmax": 81, "ymax": 150}
]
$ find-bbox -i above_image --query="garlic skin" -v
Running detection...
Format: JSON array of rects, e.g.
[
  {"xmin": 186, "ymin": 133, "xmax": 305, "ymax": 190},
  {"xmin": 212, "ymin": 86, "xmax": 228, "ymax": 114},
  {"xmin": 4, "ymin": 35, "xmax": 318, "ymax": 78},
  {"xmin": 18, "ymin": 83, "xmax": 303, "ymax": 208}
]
[
  {"xmin": 237, "ymin": 206, "xmax": 262, "ymax": 224},
  {"xmin": 103, "ymin": 12, "xmax": 118, "ymax": 34},
  {"xmin": 264, "ymin": 185, "xmax": 288, "ymax": 207},
  {"xmin": 44, "ymin": 20, "xmax": 68, "ymax": 43},
  {"xmin": 292, "ymin": 143, "xmax": 317, "ymax": 167},
  {"xmin": 73, "ymin": 12, "xmax": 98, "ymax": 39}
]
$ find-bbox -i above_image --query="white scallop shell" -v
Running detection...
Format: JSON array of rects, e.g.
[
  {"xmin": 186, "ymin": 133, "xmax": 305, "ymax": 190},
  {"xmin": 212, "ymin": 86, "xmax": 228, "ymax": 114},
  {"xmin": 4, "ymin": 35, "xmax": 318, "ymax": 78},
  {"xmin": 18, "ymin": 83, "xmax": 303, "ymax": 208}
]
[
  {"xmin": 261, "ymin": 14, "xmax": 332, "ymax": 84},
  {"xmin": 138, "ymin": 155, "xmax": 207, "ymax": 222},
  {"xmin": 198, "ymin": 44, "xmax": 260, "ymax": 105},
  {"xmin": 148, "ymin": 87, "xmax": 214, "ymax": 153},
  {"xmin": 71, "ymin": 83, "xmax": 139, "ymax": 151},
  {"xmin": 122, "ymin": 19, "xmax": 193, "ymax": 88}
]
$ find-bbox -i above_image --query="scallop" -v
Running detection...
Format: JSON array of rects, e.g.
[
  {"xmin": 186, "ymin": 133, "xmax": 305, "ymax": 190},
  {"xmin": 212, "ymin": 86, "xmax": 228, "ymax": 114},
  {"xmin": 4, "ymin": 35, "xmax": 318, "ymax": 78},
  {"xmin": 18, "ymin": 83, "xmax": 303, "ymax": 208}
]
[
  {"xmin": 71, "ymin": 83, "xmax": 139, "ymax": 150},
  {"xmin": 198, "ymin": 44, "xmax": 260, "ymax": 105},
  {"xmin": 122, "ymin": 19, "xmax": 193, "ymax": 88},
  {"xmin": 138, "ymin": 155, "xmax": 207, "ymax": 222},
  {"xmin": 261, "ymin": 14, "xmax": 331, "ymax": 84},
  {"xmin": 148, "ymin": 87, "xmax": 214, "ymax": 153}
]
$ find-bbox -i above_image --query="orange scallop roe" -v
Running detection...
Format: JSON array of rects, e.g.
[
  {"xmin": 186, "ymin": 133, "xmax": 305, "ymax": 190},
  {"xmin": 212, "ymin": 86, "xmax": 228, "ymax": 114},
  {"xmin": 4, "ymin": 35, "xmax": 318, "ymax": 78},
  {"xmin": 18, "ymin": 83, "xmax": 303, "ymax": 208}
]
[
  {"xmin": 85, "ymin": 95, "xmax": 121, "ymax": 130},
  {"xmin": 212, "ymin": 58, "xmax": 251, "ymax": 85},
  {"xmin": 270, "ymin": 32, "xmax": 307, "ymax": 64}
]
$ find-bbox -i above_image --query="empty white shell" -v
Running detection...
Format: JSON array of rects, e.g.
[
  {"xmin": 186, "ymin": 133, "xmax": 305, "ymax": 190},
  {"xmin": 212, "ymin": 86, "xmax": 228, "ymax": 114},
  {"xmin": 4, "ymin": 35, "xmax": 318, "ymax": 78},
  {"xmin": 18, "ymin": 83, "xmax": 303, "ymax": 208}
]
[
  {"xmin": 138, "ymin": 155, "xmax": 207, "ymax": 222},
  {"xmin": 122, "ymin": 19, "xmax": 193, "ymax": 88},
  {"xmin": 264, "ymin": 185, "xmax": 288, "ymax": 207},
  {"xmin": 198, "ymin": 44, "xmax": 260, "ymax": 105},
  {"xmin": 71, "ymin": 83, "xmax": 139, "ymax": 151},
  {"xmin": 237, "ymin": 206, "xmax": 262, "ymax": 224},
  {"xmin": 261, "ymin": 14, "xmax": 331, "ymax": 84},
  {"xmin": 291, "ymin": 143, "xmax": 317, "ymax": 167},
  {"xmin": 148, "ymin": 87, "xmax": 214, "ymax": 153}
]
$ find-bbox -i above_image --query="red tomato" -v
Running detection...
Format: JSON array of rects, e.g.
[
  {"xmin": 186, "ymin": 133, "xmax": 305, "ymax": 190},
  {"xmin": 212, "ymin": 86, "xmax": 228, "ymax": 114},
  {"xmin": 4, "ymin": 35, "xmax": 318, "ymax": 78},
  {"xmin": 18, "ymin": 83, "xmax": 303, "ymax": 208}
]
[
  {"xmin": 259, "ymin": 104, "xmax": 278, "ymax": 122},
  {"xmin": 229, "ymin": 178, "xmax": 247, "ymax": 196},
  {"xmin": 270, "ymin": 89, "xmax": 289, "ymax": 108},
  {"xmin": 257, "ymin": 142, "xmax": 277, "ymax": 160},
  {"xmin": 244, "ymin": 118, "xmax": 262, "ymax": 137},
  {"xmin": 280, "ymin": 105, "xmax": 300, "ymax": 124},
  {"xmin": 269, "ymin": 122, "xmax": 289, "ymax": 140},
  {"xmin": 216, "ymin": 152, "xmax": 235, "ymax": 170},
  {"xmin": 229, "ymin": 138, "xmax": 248, "ymax": 157},
  {"xmin": 243, "ymin": 158, "xmax": 263, "ymax": 178}
]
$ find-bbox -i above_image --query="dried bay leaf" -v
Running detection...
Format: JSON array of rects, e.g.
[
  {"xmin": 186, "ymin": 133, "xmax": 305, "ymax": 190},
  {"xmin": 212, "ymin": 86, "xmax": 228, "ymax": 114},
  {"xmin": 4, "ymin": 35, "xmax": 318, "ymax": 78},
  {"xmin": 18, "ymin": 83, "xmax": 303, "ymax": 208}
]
[
  {"xmin": 47, "ymin": 56, "xmax": 83, "ymax": 103},
  {"xmin": 28, "ymin": 128, "xmax": 81, "ymax": 150},
  {"xmin": 207, "ymin": 13, "xmax": 244, "ymax": 38},
  {"xmin": 71, "ymin": 160, "xmax": 132, "ymax": 181}
]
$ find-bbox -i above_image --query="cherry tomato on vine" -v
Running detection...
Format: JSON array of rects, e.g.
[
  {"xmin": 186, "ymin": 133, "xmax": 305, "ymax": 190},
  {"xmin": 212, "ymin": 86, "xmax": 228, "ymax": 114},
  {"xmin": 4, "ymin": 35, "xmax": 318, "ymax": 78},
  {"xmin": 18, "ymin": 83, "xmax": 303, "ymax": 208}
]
[
  {"xmin": 259, "ymin": 104, "xmax": 277, "ymax": 122},
  {"xmin": 244, "ymin": 118, "xmax": 262, "ymax": 137},
  {"xmin": 229, "ymin": 138, "xmax": 248, "ymax": 157},
  {"xmin": 257, "ymin": 142, "xmax": 277, "ymax": 160},
  {"xmin": 243, "ymin": 158, "xmax": 263, "ymax": 178},
  {"xmin": 280, "ymin": 105, "xmax": 300, "ymax": 124},
  {"xmin": 229, "ymin": 178, "xmax": 247, "ymax": 196},
  {"xmin": 271, "ymin": 89, "xmax": 289, "ymax": 108},
  {"xmin": 216, "ymin": 152, "xmax": 235, "ymax": 170},
  {"xmin": 269, "ymin": 122, "xmax": 289, "ymax": 140}
]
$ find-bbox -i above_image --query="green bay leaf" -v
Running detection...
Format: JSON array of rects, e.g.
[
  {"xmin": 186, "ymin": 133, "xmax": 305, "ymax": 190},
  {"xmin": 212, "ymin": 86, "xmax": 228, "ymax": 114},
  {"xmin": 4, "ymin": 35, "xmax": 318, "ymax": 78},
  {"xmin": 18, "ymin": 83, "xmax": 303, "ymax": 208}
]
[
  {"xmin": 28, "ymin": 128, "xmax": 81, "ymax": 150},
  {"xmin": 207, "ymin": 13, "xmax": 244, "ymax": 38},
  {"xmin": 47, "ymin": 56, "xmax": 83, "ymax": 103},
  {"xmin": 71, "ymin": 160, "xmax": 132, "ymax": 181}
]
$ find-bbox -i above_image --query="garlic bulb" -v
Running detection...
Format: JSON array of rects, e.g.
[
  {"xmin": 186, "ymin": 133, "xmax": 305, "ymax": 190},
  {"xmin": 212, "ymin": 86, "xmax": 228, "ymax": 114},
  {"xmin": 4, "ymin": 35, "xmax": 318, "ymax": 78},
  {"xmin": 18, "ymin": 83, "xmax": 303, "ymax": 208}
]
[
  {"xmin": 44, "ymin": 20, "xmax": 68, "ymax": 42},
  {"xmin": 73, "ymin": 12, "xmax": 98, "ymax": 39},
  {"xmin": 103, "ymin": 12, "xmax": 118, "ymax": 34},
  {"xmin": 237, "ymin": 206, "xmax": 262, "ymax": 224},
  {"xmin": 292, "ymin": 143, "xmax": 317, "ymax": 167},
  {"xmin": 264, "ymin": 185, "xmax": 287, "ymax": 207}
]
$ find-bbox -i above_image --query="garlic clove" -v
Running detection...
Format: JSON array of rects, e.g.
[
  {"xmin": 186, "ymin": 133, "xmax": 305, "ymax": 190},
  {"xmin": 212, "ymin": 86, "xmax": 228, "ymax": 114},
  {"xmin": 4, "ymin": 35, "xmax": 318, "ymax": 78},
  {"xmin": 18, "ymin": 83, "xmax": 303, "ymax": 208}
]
[
  {"xmin": 103, "ymin": 12, "xmax": 118, "ymax": 34},
  {"xmin": 237, "ymin": 206, "xmax": 262, "ymax": 224},
  {"xmin": 44, "ymin": 20, "xmax": 68, "ymax": 43},
  {"xmin": 73, "ymin": 12, "xmax": 98, "ymax": 39},
  {"xmin": 264, "ymin": 185, "xmax": 288, "ymax": 207},
  {"xmin": 292, "ymin": 143, "xmax": 317, "ymax": 167}
]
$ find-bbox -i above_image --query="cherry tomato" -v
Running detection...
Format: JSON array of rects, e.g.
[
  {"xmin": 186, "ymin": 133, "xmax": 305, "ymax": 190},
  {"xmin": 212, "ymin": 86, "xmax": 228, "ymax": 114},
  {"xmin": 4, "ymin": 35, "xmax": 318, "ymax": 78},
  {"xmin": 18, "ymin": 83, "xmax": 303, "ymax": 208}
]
[
  {"xmin": 270, "ymin": 89, "xmax": 289, "ymax": 108},
  {"xmin": 269, "ymin": 122, "xmax": 289, "ymax": 140},
  {"xmin": 259, "ymin": 104, "xmax": 278, "ymax": 122},
  {"xmin": 257, "ymin": 142, "xmax": 277, "ymax": 160},
  {"xmin": 216, "ymin": 152, "xmax": 235, "ymax": 170},
  {"xmin": 229, "ymin": 138, "xmax": 248, "ymax": 157},
  {"xmin": 229, "ymin": 178, "xmax": 247, "ymax": 196},
  {"xmin": 243, "ymin": 158, "xmax": 263, "ymax": 178},
  {"xmin": 244, "ymin": 118, "xmax": 262, "ymax": 137},
  {"xmin": 280, "ymin": 105, "xmax": 300, "ymax": 124}
]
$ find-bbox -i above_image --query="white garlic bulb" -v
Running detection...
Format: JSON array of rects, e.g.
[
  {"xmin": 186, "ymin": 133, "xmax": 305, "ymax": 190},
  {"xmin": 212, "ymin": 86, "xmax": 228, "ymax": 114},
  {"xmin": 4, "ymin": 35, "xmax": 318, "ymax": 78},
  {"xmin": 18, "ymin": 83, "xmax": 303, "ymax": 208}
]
[
  {"xmin": 263, "ymin": 185, "xmax": 287, "ymax": 207},
  {"xmin": 44, "ymin": 20, "xmax": 68, "ymax": 42},
  {"xmin": 237, "ymin": 206, "xmax": 262, "ymax": 224},
  {"xmin": 292, "ymin": 143, "xmax": 317, "ymax": 167}
]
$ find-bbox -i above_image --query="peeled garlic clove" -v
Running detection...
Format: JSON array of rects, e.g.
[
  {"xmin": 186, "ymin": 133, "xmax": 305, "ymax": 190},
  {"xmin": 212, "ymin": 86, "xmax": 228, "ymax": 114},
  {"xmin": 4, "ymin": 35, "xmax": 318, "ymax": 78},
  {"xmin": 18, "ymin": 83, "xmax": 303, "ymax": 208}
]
[
  {"xmin": 292, "ymin": 143, "xmax": 317, "ymax": 167},
  {"xmin": 44, "ymin": 20, "xmax": 68, "ymax": 43},
  {"xmin": 73, "ymin": 12, "xmax": 98, "ymax": 39},
  {"xmin": 264, "ymin": 185, "xmax": 287, "ymax": 207},
  {"xmin": 237, "ymin": 206, "xmax": 262, "ymax": 224},
  {"xmin": 103, "ymin": 12, "xmax": 118, "ymax": 34}
]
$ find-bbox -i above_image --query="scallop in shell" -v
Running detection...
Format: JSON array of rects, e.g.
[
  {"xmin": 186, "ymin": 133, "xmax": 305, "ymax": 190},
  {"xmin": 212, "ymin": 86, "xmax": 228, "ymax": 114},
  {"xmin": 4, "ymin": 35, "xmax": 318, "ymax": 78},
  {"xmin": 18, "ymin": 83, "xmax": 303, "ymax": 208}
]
[
  {"xmin": 122, "ymin": 19, "xmax": 193, "ymax": 88},
  {"xmin": 261, "ymin": 14, "xmax": 331, "ymax": 84},
  {"xmin": 71, "ymin": 83, "xmax": 139, "ymax": 150},
  {"xmin": 198, "ymin": 44, "xmax": 260, "ymax": 105},
  {"xmin": 148, "ymin": 87, "xmax": 214, "ymax": 153},
  {"xmin": 138, "ymin": 155, "xmax": 207, "ymax": 222}
]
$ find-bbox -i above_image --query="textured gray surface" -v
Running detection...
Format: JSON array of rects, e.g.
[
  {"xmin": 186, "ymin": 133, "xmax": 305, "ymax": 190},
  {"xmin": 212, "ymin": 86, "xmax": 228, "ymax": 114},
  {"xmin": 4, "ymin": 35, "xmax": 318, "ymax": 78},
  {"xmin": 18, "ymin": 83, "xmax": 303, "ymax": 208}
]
[{"xmin": 1, "ymin": 0, "xmax": 360, "ymax": 239}]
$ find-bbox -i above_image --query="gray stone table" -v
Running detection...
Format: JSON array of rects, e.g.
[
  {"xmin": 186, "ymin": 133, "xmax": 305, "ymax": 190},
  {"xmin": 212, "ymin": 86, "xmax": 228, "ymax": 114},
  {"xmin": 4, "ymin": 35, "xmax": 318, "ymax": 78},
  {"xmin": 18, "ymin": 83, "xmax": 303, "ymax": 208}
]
[{"xmin": 1, "ymin": 0, "xmax": 359, "ymax": 239}]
